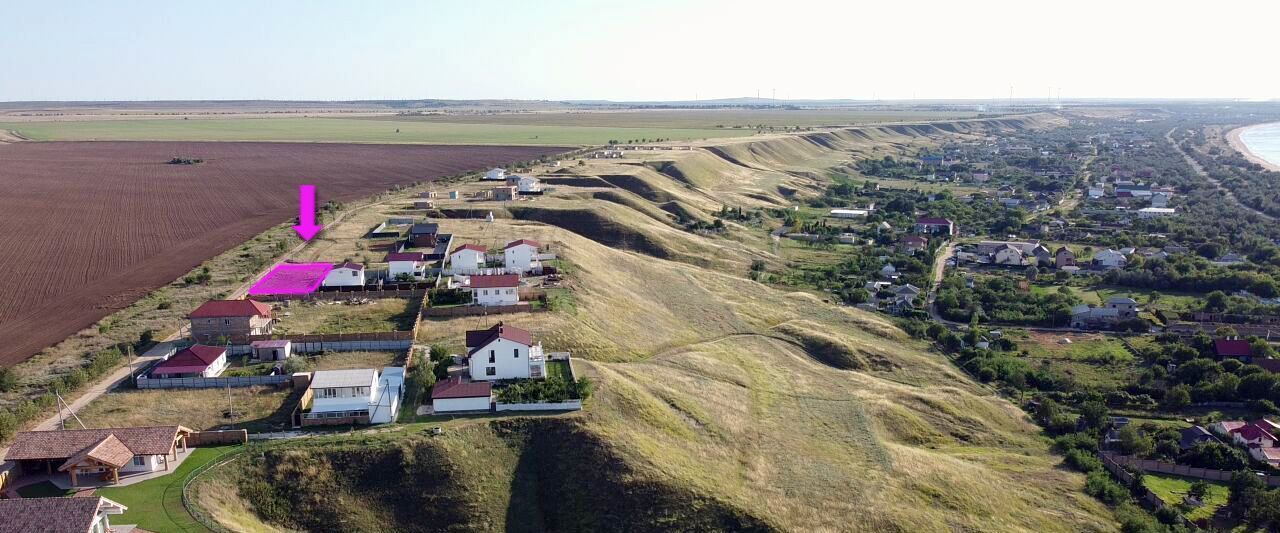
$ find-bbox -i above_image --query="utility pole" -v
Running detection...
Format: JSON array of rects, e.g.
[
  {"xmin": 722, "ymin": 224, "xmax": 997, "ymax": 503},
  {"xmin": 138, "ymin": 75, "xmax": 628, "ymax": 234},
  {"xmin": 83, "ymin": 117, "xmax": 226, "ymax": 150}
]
[
  {"xmin": 226, "ymin": 384, "xmax": 235, "ymax": 421},
  {"xmin": 126, "ymin": 345, "xmax": 135, "ymax": 387}
]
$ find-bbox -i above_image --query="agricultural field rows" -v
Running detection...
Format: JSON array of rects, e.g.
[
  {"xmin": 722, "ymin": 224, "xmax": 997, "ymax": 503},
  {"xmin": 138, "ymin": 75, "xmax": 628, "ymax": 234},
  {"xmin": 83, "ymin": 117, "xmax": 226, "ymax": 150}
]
[{"xmin": 0, "ymin": 141, "xmax": 562, "ymax": 365}]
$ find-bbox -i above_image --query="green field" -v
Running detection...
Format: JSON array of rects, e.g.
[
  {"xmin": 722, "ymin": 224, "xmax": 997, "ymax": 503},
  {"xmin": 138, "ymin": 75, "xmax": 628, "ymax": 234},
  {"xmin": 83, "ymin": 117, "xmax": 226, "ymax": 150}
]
[
  {"xmin": 357, "ymin": 109, "xmax": 982, "ymax": 129},
  {"xmin": 97, "ymin": 445, "xmax": 242, "ymax": 533},
  {"xmin": 0, "ymin": 117, "xmax": 752, "ymax": 145},
  {"xmin": 1143, "ymin": 473, "xmax": 1229, "ymax": 521}
]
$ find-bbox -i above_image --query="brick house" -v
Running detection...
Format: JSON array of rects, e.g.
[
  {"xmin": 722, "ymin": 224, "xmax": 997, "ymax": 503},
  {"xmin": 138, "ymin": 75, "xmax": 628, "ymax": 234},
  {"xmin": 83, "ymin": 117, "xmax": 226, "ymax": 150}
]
[{"xmin": 188, "ymin": 299, "xmax": 273, "ymax": 343}]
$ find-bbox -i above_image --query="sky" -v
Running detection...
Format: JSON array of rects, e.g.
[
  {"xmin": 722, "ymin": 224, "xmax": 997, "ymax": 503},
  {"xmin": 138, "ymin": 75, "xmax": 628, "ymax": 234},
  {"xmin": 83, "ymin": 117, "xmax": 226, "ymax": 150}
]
[{"xmin": 1, "ymin": 0, "xmax": 1278, "ymax": 102}]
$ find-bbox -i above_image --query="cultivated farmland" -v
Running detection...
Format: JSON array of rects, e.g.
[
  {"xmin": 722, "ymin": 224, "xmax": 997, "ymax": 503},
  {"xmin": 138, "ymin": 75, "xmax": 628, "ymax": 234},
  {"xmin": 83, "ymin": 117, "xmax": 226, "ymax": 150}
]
[{"xmin": 0, "ymin": 141, "xmax": 563, "ymax": 366}]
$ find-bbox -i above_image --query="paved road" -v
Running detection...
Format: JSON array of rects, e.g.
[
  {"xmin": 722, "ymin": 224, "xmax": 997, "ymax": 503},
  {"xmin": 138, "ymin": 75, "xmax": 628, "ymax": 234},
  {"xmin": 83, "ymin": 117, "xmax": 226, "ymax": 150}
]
[{"xmin": 1166, "ymin": 128, "xmax": 1275, "ymax": 223}]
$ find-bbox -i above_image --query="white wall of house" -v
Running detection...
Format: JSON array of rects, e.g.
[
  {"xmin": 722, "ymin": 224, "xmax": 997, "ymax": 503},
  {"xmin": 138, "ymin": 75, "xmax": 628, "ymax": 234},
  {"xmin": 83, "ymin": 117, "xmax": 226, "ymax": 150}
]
[
  {"xmin": 119, "ymin": 454, "xmax": 163, "ymax": 473},
  {"xmin": 993, "ymin": 248, "xmax": 1023, "ymax": 265},
  {"xmin": 389, "ymin": 260, "xmax": 424, "ymax": 279},
  {"xmin": 202, "ymin": 354, "xmax": 228, "ymax": 377},
  {"xmin": 473, "ymin": 286, "xmax": 518, "ymax": 306},
  {"xmin": 469, "ymin": 337, "xmax": 534, "ymax": 380},
  {"xmin": 434, "ymin": 396, "xmax": 491, "ymax": 412},
  {"xmin": 450, "ymin": 249, "xmax": 485, "ymax": 271},
  {"xmin": 312, "ymin": 383, "xmax": 375, "ymax": 413},
  {"xmin": 504, "ymin": 244, "xmax": 537, "ymax": 273},
  {"xmin": 323, "ymin": 267, "xmax": 366, "ymax": 287}
]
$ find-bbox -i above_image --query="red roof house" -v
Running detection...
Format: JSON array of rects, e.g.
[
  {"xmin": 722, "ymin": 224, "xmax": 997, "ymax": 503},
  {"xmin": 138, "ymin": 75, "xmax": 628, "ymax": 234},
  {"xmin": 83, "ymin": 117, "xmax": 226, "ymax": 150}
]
[
  {"xmin": 504, "ymin": 239, "xmax": 541, "ymax": 250},
  {"xmin": 1231, "ymin": 423, "xmax": 1278, "ymax": 447},
  {"xmin": 465, "ymin": 322, "xmax": 533, "ymax": 353},
  {"xmin": 189, "ymin": 299, "xmax": 271, "ymax": 319},
  {"xmin": 151, "ymin": 345, "xmax": 228, "ymax": 378},
  {"xmin": 470, "ymin": 274, "xmax": 519, "ymax": 289},
  {"xmin": 386, "ymin": 252, "xmax": 427, "ymax": 263},
  {"xmin": 431, "ymin": 376, "xmax": 492, "ymax": 399},
  {"xmin": 1215, "ymin": 338, "xmax": 1253, "ymax": 359},
  {"xmin": 452, "ymin": 244, "xmax": 487, "ymax": 254}
]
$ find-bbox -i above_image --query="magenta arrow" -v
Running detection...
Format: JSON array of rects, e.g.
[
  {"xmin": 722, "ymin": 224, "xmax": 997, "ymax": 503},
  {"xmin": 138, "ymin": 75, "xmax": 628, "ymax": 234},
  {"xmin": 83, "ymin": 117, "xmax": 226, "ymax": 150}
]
[{"xmin": 292, "ymin": 184, "xmax": 323, "ymax": 241}]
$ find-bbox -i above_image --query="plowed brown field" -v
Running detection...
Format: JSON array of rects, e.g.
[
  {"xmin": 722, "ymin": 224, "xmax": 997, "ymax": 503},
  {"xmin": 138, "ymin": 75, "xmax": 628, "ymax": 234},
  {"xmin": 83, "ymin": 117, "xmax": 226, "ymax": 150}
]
[{"xmin": 0, "ymin": 141, "xmax": 564, "ymax": 366}]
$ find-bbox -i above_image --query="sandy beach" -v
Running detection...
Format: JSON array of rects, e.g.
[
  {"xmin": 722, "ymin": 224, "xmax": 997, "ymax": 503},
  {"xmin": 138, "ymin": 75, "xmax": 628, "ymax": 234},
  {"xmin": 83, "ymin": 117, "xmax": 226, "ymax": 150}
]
[{"xmin": 1227, "ymin": 125, "xmax": 1280, "ymax": 172}]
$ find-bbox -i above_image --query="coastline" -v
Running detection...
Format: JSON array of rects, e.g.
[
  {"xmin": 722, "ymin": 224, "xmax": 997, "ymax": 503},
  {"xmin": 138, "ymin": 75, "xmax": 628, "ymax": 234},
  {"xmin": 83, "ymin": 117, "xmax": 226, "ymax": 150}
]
[{"xmin": 1227, "ymin": 123, "xmax": 1280, "ymax": 172}]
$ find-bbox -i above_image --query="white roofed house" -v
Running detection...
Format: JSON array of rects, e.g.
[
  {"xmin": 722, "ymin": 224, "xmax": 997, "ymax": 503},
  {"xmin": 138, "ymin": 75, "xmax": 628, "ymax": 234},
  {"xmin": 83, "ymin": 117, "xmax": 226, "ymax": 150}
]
[
  {"xmin": 484, "ymin": 167, "xmax": 506, "ymax": 181},
  {"xmin": 323, "ymin": 262, "xmax": 366, "ymax": 288},
  {"xmin": 993, "ymin": 244, "xmax": 1025, "ymax": 266},
  {"xmin": 1092, "ymin": 249, "xmax": 1128, "ymax": 269},
  {"xmin": 503, "ymin": 238, "xmax": 541, "ymax": 274},
  {"xmin": 516, "ymin": 175, "xmax": 542, "ymax": 193},
  {"xmin": 466, "ymin": 322, "xmax": 546, "ymax": 380},
  {"xmin": 300, "ymin": 367, "xmax": 404, "ymax": 426}
]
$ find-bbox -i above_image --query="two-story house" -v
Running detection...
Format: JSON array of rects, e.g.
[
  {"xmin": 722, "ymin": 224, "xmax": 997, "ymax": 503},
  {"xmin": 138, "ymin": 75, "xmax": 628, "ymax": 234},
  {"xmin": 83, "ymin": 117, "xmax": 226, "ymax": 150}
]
[
  {"xmin": 503, "ymin": 239, "xmax": 541, "ymax": 273},
  {"xmin": 449, "ymin": 244, "xmax": 488, "ymax": 273},
  {"xmin": 188, "ymin": 299, "xmax": 273, "ymax": 343},
  {"xmin": 469, "ymin": 274, "xmax": 520, "ymax": 306},
  {"xmin": 301, "ymin": 367, "xmax": 404, "ymax": 426},
  {"xmin": 387, "ymin": 252, "xmax": 428, "ymax": 280},
  {"xmin": 465, "ymin": 322, "xmax": 546, "ymax": 381}
]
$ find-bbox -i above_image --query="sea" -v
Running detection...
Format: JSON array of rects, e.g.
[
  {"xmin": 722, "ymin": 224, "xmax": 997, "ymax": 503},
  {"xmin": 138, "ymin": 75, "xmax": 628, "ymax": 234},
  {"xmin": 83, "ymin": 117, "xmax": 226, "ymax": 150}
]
[{"xmin": 1240, "ymin": 122, "xmax": 1280, "ymax": 168}]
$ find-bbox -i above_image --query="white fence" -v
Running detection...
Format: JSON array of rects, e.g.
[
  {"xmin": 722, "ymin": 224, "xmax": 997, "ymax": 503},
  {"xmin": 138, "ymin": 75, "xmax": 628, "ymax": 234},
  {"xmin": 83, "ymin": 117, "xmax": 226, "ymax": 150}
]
[
  {"xmin": 136, "ymin": 374, "xmax": 291, "ymax": 389},
  {"xmin": 495, "ymin": 400, "xmax": 582, "ymax": 412}
]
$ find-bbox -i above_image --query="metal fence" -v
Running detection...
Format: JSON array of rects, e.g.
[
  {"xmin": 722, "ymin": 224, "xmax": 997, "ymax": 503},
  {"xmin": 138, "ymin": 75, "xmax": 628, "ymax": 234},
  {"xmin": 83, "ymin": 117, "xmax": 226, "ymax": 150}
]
[{"xmin": 137, "ymin": 374, "xmax": 291, "ymax": 389}]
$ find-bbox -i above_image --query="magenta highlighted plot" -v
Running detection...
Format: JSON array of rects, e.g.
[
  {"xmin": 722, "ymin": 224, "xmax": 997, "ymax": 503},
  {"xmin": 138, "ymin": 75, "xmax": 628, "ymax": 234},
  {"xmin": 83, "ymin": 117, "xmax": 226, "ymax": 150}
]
[{"xmin": 249, "ymin": 263, "xmax": 333, "ymax": 295}]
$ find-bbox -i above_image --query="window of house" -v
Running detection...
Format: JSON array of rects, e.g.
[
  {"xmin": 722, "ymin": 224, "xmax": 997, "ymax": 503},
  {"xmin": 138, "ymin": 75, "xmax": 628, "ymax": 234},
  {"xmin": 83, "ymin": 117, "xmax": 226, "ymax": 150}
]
[
  {"xmin": 319, "ymin": 388, "xmax": 336, "ymax": 398},
  {"xmin": 514, "ymin": 348, "xmax": 520, "ymax": 358},
  {"xmin": 133, "ymin": 456, "xmax": 145, "ymax": 466},
  {"xmin": 355, "ymin": 386, "xmax": 369, "ymax": 396},
  {"xmin": 486, "ymin": 367, "xmax": 496, "ymax": 376},
  {"xmin": 223, "ymin": 319, "xmax": 230, "ymax": 325},
  {"xmin": 489, "ymin": 350, "xmax": 495, "ymax": 363}
]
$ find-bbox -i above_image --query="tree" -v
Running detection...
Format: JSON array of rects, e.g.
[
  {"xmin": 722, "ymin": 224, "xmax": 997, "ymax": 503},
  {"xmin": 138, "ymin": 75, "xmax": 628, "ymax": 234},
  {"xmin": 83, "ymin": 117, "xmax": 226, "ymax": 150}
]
[
  {"xmin": 1188, "ymin": 480, "xmax": 1210, "ymax": 501},
  {"xmin": 1205, "ymin": 290, "xmax": 1229, "ymax": 312},
  {"xmin": 0, "ymin": 367, "xmax": 16, "ymax": 393},
  {"xmin": 1079, "ymin": 400, "xmax": 1109, "ymax": 430},
  {"xmin": 432, "ymin": 356, "xmax": 452, "ymax": 381},
  {"xmin": 1025, "ymin": 265, "xmax": 1040, "ymax": 281},
  {"xmin": 1163, "ymin": 385, "xmax": 1192, "ymax": 411},
  {"xmin": 1246, "ymin": 488, "xmax": 1280, "ymax": 531},
  {"xmin": 1118, "ymin": 425, "xmax": 1154, "ymax": 457},
  {"xmin": 1182, "ymin": 441, "xmax": 1249, "ymax": 470}
]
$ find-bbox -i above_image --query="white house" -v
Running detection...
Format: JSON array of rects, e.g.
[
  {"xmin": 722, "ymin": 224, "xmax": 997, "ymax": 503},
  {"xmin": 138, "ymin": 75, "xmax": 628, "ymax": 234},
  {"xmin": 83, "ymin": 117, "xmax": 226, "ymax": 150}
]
[
  {"xmin": 1092, "ymin": 249, "xmax": 1128, "ymax": 269},
  {"xmin": 1138, "ymin": 207, "xmax": 1175, "ymax": 219},
  {"xmin": 517, "ymin": 176, "xmax": 542, "ymax": 193},
  {"xmin": 322, "ymin": 262, "xmax": 366, "ymax": 288},
  {"xmin": 466, "ymin": 322, "xmax": 546, "ymax": 381},
  {"xmin": 302, "ymin": 367, "xmax": 403, "ymax": 426},
  {"xmin": 1087, "ymin": 186, "xmax": 1105, "ymax": 199},
  {"xmin": 449, "ymin": 244, "xmax": 487, "ymax": 272},
  {"xmin": 250, "ymin": 340, "xmax": 292, "ymax": 361},
  {"xmin": 1105, "ymin": 296, "xmax": 1139, "ymax": 318},
  {"xmin": 1151, "ymin": 192, "xmax": 1171, "ymax": 208},
  {"xmin": 430, "ymin": 376, "xmax": 492, "ymax": 413},
  {"xmin": 469, "ymin": 274, "xmax": 520, "ymax": 306},
  {"xmin": 503, "ymin": 239, "xmax": 541, "ymax": 273},
  {"xmin": 829, "ymin": 209, "xmax": 869, "ymax": 219},
  {"xmin": 483, "ymin": 168, "xmax": 506, "ymax": 181},
  {"xmin": 993, "ymin": 244, "xmax": 1025, "ymax": 266},
  {"xmin": 151, "ymin": 345, "xmax": 228, "ymax": 378},
  {"xmin": 387, "ymin": 252, "xmax": 428, "ymax": 280}
]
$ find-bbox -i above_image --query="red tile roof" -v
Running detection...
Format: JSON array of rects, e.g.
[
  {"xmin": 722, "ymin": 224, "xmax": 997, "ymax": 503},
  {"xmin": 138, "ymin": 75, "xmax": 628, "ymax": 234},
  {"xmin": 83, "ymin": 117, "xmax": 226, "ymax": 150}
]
[
  {"xmin": 504, "ymin": 238, "xmax": 541, "ymax": 250},
  {"xmin": 431, "ymin": 376, "xmax": 492, "ymax": 399},
  {"xmin": 465, "ymin": 322, "xmax": 533, "ymax": 352},
  {"xmin": 902, "ymin": 236, "xmax": 928, "ymax": 245},
  {"xmin": 153, "ymin": 345, "xmax": 226, "ymax": 374},
  {"xmin": 1232, "ymin": 424, "xmax": 1277, "ymax": 443},
  {"xmin": 1215, "ymin": 339, "xmax": 1253, "ymax": 358},
  {"xmin": 334, "ymin": 262, "xmax": 364, "ymax": 271},
  {"xmin": 452, "ymin": 244, "xmax": 487, "ymax": 254},
  {"xmin": 470, "ymin": 274, "xmax": 519, "ymax": 289},
  {"xmin": 189, "ymin": 299, "xmax": 272, "ymax": 319},
  {"xmin": 59, "ymin": 433, "xmax": 134, "ymax": 471},
  {"xmin": 386, "ymin": 252, "xmax": 426, "ymax": 262},
  {"xmin": 4, "ymin": 426, "xmax": 191, "ymax": 461},
  {"xmin": 0, "ymin": 497, "xmax": 119, "ymax": 533}
]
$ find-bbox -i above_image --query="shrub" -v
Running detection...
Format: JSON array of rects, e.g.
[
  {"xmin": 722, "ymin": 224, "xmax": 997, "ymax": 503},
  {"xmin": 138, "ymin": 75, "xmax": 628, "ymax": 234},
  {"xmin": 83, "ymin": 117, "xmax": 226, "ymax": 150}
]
[
  {"xmin": 1084, "ymin": 470, "xmax": 1130, "ymax": 504},
  {"xmin": 1054, "ymin": 432, "xmax": 1099, "ymax": 453},
  {"xmin": 1064, "ymin": 449, "xmax": 1104, "ymax": 473},
  {"xmin": 0, "ymin": 367, "xmax": 17, "ymax": 392}
]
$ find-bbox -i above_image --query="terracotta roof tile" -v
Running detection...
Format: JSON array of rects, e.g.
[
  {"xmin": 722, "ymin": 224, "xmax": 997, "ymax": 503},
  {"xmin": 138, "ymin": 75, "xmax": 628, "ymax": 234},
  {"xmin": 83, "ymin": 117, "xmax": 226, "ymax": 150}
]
[
  {"xmin": 431, "ymin": 377, "xmax": 492, "ymax": 399},
  {"xmin": 0, "ymin": 497, "xmax": 115, "ymax": 533},
  {"xmin": 465, "ymin": 322, "xmax": 533, "ymax": 353},
  {"xmin": 469, "ymin": 274, "xmax": 519, "ymax": 289},
  {"xmin": 504, "ymin": 239, "xmax": 540, "ymax": 250},
  {"xmin": 4, "ymin": 426, "xmax": 189, "ymax": 461},
  {"xmin": 189, "ymin": 299, "xmax": 272, "ymax": 319},
  {"xmin": 59, "ymin": 434, "xmax": 134, "ymax": 471}
]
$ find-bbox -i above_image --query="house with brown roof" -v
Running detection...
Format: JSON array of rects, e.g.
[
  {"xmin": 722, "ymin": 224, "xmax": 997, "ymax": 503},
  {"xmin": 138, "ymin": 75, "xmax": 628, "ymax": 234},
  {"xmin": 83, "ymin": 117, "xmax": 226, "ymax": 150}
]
[
  {"xmin": 468, "ymin": 274, "xmax": 520, "ymax": 306},
  {"xmin": 0, "ymin": 496, "xmax": 128, "ymax": 533},
  {"xmin": 1215, "ymin": 338, "xmax": 1254, "ymax": 360},
  {"xmin": 431, "ymin": 376, "xmax": 492, "ymax": 413},
  {"xmin": 465, "ymin": 322, "xmax": 545, "ymax": 380},
  {"xmin": 189, "ymin": 299, "xmax": 273, "ymax": 343},
  {"xmin": 449, "ymin": 243, "xmax": 488, "ymax": 272},
  {"xmin": 151, "ymin": 345, "xmax": 227, "ymax": 378},
  {"xmin": 4, "ymin": 426, "xmax": 192, "ymax": 487},
  {"xmin": 322, "ymin": 262, "xmax": 366, "ymax": 288}
]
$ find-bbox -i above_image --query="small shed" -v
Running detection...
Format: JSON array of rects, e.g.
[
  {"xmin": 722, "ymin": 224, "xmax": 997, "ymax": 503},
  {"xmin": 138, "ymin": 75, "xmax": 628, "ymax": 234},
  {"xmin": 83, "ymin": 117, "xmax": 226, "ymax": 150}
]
[
  {"xmin": 251, "ymin": 340, "xmax": 293, "ymax": 361},
  {"xmin": 431, "ymin": 377, "xmax": 492, "ymax": 413}
]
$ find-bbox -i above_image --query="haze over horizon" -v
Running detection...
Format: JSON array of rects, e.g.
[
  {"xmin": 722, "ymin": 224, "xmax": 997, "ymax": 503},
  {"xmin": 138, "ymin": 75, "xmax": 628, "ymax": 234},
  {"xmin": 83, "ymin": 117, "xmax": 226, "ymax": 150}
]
[{"xmin": 2, "ymin": 0, "xmax": 1278, "ymax": 103}]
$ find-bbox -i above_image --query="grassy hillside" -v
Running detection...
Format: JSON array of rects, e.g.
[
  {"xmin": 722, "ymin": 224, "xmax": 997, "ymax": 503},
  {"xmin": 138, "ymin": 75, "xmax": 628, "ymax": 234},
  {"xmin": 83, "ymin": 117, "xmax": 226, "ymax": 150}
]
[{"xmin": 190, "ymin": 114, "xmax": 1114, "ymax": 532}]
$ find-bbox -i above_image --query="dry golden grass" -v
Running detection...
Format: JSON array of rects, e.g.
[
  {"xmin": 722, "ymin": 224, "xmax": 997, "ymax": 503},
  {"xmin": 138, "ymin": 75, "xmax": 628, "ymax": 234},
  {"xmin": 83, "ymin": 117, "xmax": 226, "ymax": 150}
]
[
  {"xmin": 194, "ymin": 114, "xmax": 1112, "ymax": 532},
  {"xmin": 273, "ymin": 298, "xmax": 416, "ymax": 334},
  {"xmin": 76, "ymin": 386, "xmax": 294, "ymax": 432}
]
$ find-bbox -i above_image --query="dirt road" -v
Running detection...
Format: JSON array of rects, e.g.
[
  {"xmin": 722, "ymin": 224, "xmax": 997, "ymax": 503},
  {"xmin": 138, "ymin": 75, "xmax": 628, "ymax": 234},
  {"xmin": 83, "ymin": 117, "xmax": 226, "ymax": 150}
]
[{"xmin": 1166, "ymin": 128, "xmax": 1275, "ymax": 223}]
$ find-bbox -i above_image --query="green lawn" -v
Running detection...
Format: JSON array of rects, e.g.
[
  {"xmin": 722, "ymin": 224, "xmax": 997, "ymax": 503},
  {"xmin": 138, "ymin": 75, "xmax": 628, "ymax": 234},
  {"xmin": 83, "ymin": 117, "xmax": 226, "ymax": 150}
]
[
  {"xmin": 545, "ymin": 359, "xmax": 572, "ymax": 381},
  {"xmin": 1143, "ymin": 473, "xmax": 1229, "ymax": 521},
  {"xmin": 97, "ymin": 445, "xmax": 242, "ymax": 533},
  {"xmin": 0, "ymin": 117, "xmax": 750, "ymax": 146},
  {"xmin": 15, "ymin": 480, "xmax": 75, "ymax": 498}
]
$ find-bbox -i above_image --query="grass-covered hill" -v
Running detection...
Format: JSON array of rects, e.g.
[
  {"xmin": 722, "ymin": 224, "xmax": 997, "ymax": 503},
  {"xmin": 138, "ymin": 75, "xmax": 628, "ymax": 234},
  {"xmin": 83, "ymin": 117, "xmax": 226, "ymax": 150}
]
[{"xmin": 191, "ymin": 114, "xmax": 1112, "ymax": 532}]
